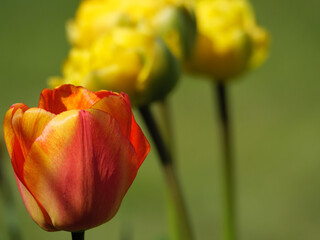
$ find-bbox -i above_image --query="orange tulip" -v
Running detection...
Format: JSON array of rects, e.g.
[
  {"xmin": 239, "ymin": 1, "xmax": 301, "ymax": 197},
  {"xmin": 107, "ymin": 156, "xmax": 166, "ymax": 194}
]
[{"xmin": 3, "ymin": 84, "xmax": 150, "ymax": 232}]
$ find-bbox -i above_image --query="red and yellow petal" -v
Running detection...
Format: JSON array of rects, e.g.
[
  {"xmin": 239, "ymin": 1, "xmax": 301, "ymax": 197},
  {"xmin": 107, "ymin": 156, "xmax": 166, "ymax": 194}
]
[
  {"xmin": 12, "ymin": 108, "xmax": 55, "ymax": 159},
  {"xmin": 7, "ymin": 107, "xmax": 56, "ymax": 181},
  {"xmin": 92, "ymin": 91, "xmax": 150, "ymax": 165},
  {"xmin": 3, "ymin": 103, "xmax": 29, "ymax": 158},
  {"xmin": 38, "ymin": 85, "xmax": 100, "ymax": 114},
  {"xmin": 93, "ymin": 89, "xmax": 118, "ymax": 100},
  {"xmin": 23, "ymin": 109, "xmax": 139, "ymax": 231},
  {"xmin": 90, "ymin": 92, "xmax": 132, "ymax": 137},
  {"xmin": 15, "ymin": 174, "xmax": 55, "ymax": 231}
]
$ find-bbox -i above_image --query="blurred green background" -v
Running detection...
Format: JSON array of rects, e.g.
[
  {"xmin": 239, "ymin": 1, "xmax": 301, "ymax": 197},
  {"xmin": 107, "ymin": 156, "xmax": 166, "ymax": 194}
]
[{"xmin": 0, "ymin": 0, "xmax": 320, "ymax": 239}]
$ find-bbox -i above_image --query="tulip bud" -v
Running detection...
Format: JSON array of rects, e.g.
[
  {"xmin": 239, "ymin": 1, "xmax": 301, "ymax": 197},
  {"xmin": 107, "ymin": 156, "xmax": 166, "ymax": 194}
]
[
  {"xmin": 3, "ymin": 84, "xmax": 150, "ymax": 232},
  {"xmin": 152, "ymin": 4, "xmax": 197, "ymax": 60},
  {"xmin": 186, "ymin": 0, "xmax": 269, "ymax": 80},
  {"xmin": 50, "ymin": 27, "xmax": 180, "ymax": 106}
]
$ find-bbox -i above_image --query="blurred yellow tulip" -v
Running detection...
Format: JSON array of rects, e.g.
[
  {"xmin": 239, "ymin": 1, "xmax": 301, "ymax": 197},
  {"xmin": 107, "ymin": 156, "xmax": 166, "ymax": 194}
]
[
  {"xmin": 50, "ymin": 27, "xmax": 179, "ymax": 106},
  {"xmin": 67, "ymin": 0, "xmax": 131, "ymax": 48},
  {"xmin": 67, "ymin": 0, "xmax": 196, "ymax": 60},
  {"xmin": 186, "ymin": 0, "xmax": 269, "ymax": 80}
]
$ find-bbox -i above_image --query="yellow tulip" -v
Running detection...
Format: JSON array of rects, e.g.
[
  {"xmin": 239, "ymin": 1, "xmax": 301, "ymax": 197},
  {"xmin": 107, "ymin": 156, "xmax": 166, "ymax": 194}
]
[
  {"xmin": 67, "ymin": 0, "xmax": 132, "ymax": 48},
  {"xmin": 67, "ymin": 0, "xmax": 196, "ymax": 60},
  {"xmin": 50, "ymin": 27, "xmax": 179, "ymax": 106},
  {"xmin": 186, "ymin": 0, "xmax": 269, "ymax": 80}
]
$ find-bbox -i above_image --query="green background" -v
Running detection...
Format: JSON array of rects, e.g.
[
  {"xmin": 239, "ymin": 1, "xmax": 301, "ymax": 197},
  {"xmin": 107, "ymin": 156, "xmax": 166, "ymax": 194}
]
[{"xmin": 0, "ymin": 0, "xmax": 320, "ymax": 239}]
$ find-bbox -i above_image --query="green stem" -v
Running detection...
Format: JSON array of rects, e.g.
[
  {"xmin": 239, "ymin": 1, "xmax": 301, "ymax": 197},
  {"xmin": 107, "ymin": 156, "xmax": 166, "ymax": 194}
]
[
  {"xmin": 164, "ymin": 164, "xmax": 193, "ymax": 240},
  {"xmin": 139, "ymin": 105, "xmax": 193, "ymax": 240},
  {"xmin": 139, "ymin": 105, "xmax": 171, "ymax": 166},
  {"xmin": 157, "ymin": 98, "xmax": 174, "ymax": 158},
  {"xmin": 215, "ymin": 82, "xmax": 236, "ymax": 240},
  {"xmin": 71, "ymin": 231, "xmax": 85, "ymax": 240}
]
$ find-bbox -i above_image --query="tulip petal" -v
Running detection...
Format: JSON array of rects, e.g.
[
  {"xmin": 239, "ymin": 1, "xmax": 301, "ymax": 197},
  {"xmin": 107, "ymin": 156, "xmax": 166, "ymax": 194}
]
[
  {"xmin": 12, "ymin": 108, "xmax": 55, "ymax": 159},
  {"xmin": 4, "ymin": 104, "xmax": 30, "ymax": 178},
  {"xmin": 92, "ymin": 91, "xmax": 150, "ymax": 166},
  {"xmin": 130, "ymin": 117, "xmax": 150, "ymax": 167},
  {"xmin": 8, "ymin": 107, "xmax": 56, "ymax": 181},
  {"xmin": 23, "ymin": 109, "xmax": 140, "ymax": 231},
  {"xmin": 91, "ymin": 92, "xmax": 132, "ymax": 137},
  {"xmin": 15, "ymin": 174, "xmax": 55, "ymax": 231},
  {"xmin": 4, "ymin": 105, "xmax": 54, "ymax": 231},
  {"xmin": 117, "ymin": 94, "xmax": 150, "ymax": 165},
  {"xmin": 93, "ymin": 89, "xmax": 118, "ymax": 100},
  {"xmin": 38, "ymin": 85, "xmax": 100, "ymax": 114},
  {"xmin": 3, "ymin": 103, "xmax": 29, "ymax": 158}
]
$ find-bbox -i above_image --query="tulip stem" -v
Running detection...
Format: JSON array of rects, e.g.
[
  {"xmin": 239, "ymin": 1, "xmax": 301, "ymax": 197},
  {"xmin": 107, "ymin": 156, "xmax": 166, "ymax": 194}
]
[
  {"xmin": 157, "ymin": 99, "xmax": 174, "ymax": 158},
  {"xmin": 139, "ymin": 105, "xmax": 172, "ymax": 166},
  {"xmin": 139, "ymin": 105, "xmax": 193, "ymax": 240},
  {"xmin": 71, "ymin": 231, "xmax": 85, "ymax": 240},
  {"xmin": 215, "ymin": 82, "xmax": 236, "ymax": 240}
]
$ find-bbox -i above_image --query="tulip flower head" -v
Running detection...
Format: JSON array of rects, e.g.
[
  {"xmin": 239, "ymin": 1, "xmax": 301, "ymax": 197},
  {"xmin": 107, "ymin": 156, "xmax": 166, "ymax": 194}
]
[
  {"xmin": 50, "ymin": 27, "xmax": 179, "ymax": 106},
  {"xmin": 67, "ymin": 0, "xmax": 196, "ymax": 60},
  {"xmin": 67, "ymin": 0, "xmax": 132, "ymax": 48},
  {"xmin": 151, "ymin": 3, "xmax": 197, "ymax": 59},
  {"xmin": 186, "ymin": 0, "xmax": 269, "ymax": 80},
  {"xmin": 3, "ymin": 84, "xmax": 150, "ymax": 232}
]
